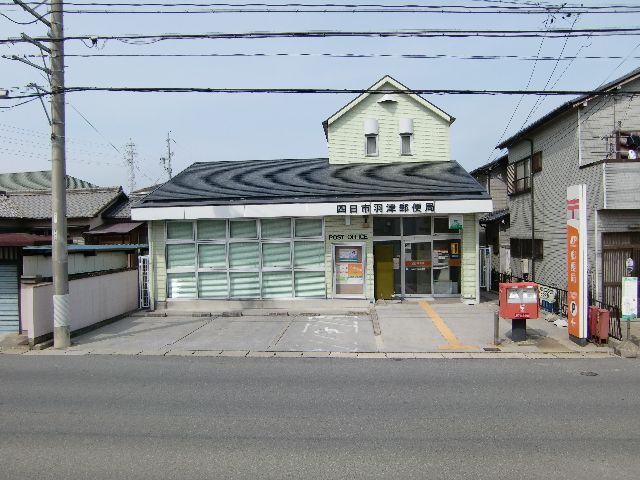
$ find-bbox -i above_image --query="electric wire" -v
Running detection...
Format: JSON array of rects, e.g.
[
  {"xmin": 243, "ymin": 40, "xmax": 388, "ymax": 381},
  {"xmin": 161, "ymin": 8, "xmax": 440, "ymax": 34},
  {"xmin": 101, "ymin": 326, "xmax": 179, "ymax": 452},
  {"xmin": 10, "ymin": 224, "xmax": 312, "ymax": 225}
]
[
  {"xmin": 4, "ymin": 28, "xmax": 640, "ymax": 46},
  {"xmin": 9, "ymin": 52, "xmax": 640, "ymax": 62},
  {"xmin": 6, "ymin": 86, "xmax": 640, "ymax": 99}
]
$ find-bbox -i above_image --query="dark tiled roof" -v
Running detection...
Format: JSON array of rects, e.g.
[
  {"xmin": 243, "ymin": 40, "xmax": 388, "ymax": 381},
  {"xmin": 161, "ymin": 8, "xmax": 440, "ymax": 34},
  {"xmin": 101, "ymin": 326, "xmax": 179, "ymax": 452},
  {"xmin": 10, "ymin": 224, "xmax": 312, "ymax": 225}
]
[
  {"xmin": 469, "ymin": 155, "xmax": 508, "ymax": 177},
  {"xmin": 496, "ymin": 65, "xmax": 640, "ymax": 149},
  {"xmin": 136, "ymin": 158, "xmax": 489, "ymax": 208},
  {"xmin": 479, "ymin": 208, "xmax": 509, "ymax": 225},
  {"xmin": 0, "ymin": 188, "xmax": 123, "ymax": 219},
  {"xmin": 86, "ymin": 222, "xmax": 144, "ymax": 235},
  {"xmin": 0, "ymin": 170, "xmax": 98, "ymax": 192},
  {"xmin": 103, "ymin": 186, "xmax": 159, "ymax": 219}
]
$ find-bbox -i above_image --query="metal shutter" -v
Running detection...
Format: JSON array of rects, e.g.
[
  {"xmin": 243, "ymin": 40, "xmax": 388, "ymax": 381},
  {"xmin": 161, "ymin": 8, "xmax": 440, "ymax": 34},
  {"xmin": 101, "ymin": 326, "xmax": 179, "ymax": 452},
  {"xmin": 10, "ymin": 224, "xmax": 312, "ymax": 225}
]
[{"xmin": 0, "ymin": 264, "xmax": 19, "ymax": 333}]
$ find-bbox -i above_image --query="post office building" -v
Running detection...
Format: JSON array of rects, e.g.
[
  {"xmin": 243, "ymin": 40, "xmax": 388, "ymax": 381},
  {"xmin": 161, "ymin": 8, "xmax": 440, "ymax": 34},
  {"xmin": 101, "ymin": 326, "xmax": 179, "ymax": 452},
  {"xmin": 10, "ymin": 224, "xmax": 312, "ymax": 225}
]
[{"xmin": 132, "ymin": 76, "xmax": 492, "ymax": 308}]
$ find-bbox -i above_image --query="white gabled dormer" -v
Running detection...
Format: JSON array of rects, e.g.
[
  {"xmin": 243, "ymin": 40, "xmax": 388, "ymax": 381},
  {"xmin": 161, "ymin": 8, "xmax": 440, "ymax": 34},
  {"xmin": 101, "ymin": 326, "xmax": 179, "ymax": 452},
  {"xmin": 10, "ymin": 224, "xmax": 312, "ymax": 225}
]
[{"xmin": 323, "ymin": 75, "xmax": 455, "ymax": 165}]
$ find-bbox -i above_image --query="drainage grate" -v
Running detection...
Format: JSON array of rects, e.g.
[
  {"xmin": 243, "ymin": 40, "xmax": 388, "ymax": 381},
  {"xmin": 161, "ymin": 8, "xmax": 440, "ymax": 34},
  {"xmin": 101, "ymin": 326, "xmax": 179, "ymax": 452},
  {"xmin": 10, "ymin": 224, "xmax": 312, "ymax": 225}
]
[
  {"xmin": 580, "ymin": 371, "xmax": 599, "ymax": 377},
  {"xmin": 483, "ymin": 347, "xmax": 501, "ymax": 352}
]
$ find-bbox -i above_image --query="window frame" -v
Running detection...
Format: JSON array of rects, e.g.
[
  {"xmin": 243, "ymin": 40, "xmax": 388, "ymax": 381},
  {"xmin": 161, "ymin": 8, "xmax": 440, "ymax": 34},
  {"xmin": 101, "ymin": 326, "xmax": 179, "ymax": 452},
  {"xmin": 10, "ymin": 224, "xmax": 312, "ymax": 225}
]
[
  {"xmin": 165, "ymin": 218, "xmax": 325, "ymax": 299},
  {"xmin": 400, "ymin": 133, "xmax": 413, "ymax": 156},
  {"xmin": 365, "ymin": 134, "xmax": 378, "ymax": 156},
  {"xmin": 509, "ymin": 151, "xmax": 542, "ymax": 195},
  {"xmin": 510, "ymin": 238, "xmax": 543, "ymax": 259}
]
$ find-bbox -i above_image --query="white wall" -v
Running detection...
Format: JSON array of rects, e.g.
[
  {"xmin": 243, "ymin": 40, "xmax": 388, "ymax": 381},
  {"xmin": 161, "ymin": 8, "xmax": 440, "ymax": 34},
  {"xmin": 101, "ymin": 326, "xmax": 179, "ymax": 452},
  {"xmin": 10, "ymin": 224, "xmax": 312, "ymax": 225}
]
[{"xmin": 20, "ymin": 269, "xmax": 139, "ymax": 341}]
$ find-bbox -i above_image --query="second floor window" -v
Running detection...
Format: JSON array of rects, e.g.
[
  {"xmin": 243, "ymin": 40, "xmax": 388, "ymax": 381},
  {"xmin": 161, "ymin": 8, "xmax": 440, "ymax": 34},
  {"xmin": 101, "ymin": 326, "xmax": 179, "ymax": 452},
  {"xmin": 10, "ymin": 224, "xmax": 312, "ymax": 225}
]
[
  {"xmin": 400, "ymin": 133, "xmax": 412, "ymax": 155},
  {"xmin": 364, "ymin": 118, "xmax": 379, "ymax": 156},
  {"xmin": 399, "ymin": 118, "xmax": 414, "ymax": 155},
  {"xmin": 366, "ymin": 134, "xmax": 378, "ymax": 155},
  {"xmin": 509, "ymin": 151, "xmax": 542, "ymax": 195},
  {"xmin": 514, "ymin": 157, "xmax": 530, "ymax": 193}
]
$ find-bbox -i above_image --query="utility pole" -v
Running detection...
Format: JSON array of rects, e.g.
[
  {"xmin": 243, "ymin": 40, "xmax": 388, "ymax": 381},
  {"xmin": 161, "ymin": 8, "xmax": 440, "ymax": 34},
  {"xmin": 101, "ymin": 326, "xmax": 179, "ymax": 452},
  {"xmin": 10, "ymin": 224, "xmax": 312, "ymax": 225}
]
[
  {"xmin": 124, "ymin": 139, "xmax": 137, "ymax": 193},
  {"xmin": 160, "ymin": 131, "xmax": 174, "ymax": 180},
  {"xmin": 50, "ymin": 0, "xmax": 70, "ymax": 348},
  {"xmin": 12, "ymin": 0, "xmax": 69, "ymax": 347}
]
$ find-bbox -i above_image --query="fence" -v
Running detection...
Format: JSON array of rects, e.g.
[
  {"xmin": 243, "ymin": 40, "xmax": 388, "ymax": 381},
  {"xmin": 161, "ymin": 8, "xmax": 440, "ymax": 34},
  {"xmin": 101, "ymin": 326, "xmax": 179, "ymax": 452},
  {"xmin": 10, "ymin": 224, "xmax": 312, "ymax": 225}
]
[{"xmin": 490, "ymin": 269, "xmax": 622, "ymax": 340}]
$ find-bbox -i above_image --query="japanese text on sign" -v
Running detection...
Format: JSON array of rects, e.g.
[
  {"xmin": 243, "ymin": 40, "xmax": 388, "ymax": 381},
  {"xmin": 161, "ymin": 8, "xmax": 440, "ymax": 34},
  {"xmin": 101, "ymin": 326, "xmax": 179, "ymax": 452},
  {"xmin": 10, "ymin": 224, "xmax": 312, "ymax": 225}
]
[{"xmin": 335, "ymin": 201, "xmax": 435, "ymax": 215}]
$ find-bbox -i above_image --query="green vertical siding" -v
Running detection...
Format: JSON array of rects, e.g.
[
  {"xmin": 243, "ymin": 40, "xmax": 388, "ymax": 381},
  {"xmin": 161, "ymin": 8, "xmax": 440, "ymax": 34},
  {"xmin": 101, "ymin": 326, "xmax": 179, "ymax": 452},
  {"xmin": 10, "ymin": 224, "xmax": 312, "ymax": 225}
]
[
  {"xmin": 150, "ymin": 221, "xmax": 167, "ymax": 303},
  {"xmin": 328, "ymin": 81, "xmax": 451, "ymax": 165},
  {"xmin": 461, "ymin": 214, "xmax": 478, "ymax": 302}
]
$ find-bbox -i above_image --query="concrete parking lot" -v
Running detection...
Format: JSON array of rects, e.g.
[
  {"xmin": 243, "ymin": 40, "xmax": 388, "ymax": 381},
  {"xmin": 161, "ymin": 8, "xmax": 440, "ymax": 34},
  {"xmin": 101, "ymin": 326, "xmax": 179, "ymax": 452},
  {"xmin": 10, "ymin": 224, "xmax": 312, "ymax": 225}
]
[{"xmin": 20, "ymin": 299, "xmax": 611, "ymax": 358}]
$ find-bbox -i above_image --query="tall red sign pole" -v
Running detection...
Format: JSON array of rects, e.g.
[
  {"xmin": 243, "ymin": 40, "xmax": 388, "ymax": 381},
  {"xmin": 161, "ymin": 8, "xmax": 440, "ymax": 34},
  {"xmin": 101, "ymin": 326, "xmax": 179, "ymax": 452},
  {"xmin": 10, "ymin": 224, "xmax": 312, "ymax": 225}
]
[{"xmin": 567, "ymin": 185, "xmax": 588, "ymax": 345}]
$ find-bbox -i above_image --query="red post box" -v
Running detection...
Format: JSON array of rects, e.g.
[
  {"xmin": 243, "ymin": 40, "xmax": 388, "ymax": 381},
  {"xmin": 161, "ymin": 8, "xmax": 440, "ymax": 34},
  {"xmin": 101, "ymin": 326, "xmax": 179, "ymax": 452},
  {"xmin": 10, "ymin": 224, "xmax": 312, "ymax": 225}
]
[
  {"xmin": 498, "ymin": 282, "xmax": 540, "ymax": 320},
  {"xmin": 498, "ymin": 282, "xmax": 539, "ymax": 342}
]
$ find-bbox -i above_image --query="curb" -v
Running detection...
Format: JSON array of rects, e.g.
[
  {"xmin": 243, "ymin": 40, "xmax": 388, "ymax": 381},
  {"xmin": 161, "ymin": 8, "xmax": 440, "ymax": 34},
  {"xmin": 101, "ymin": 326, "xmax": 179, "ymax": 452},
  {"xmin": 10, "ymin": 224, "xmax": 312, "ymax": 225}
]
[{"xmin": 14, "ymin": 349, "xmax": 615, "ymax": 359}]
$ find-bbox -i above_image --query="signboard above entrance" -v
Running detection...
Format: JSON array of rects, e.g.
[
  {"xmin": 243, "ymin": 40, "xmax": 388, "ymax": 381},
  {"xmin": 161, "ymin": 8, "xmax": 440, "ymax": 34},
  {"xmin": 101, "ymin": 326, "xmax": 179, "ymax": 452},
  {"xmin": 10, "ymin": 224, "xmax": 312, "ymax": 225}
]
[{"xmin": 335, "ymin": 201, "xmax": 435, "ymax": 216}]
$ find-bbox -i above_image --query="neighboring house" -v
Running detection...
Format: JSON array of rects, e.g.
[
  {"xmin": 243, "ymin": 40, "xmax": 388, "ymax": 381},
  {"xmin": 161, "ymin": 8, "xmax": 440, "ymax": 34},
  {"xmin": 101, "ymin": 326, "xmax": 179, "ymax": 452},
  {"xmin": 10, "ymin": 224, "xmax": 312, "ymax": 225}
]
[
  {"xmin": 470, "ymin": 155, "xmax": 511, "ymax": 275},
  {"xmin": 0, "ymin": 170, "xmax": 127, "ymax": 243},
  {"xmin": 132, "ymin": 75, "xmax": 491, "ymax": 309},
  {"xmin": 0, "ymin": 170, "xmax": 142, "ymax": 334},
  {"xmin": 495, "ymin": 66, "xmax": 640, "ymax": 308},
  {"xmin": 84, "ymin": 185, "xmax": 157, "ymax": 246}
]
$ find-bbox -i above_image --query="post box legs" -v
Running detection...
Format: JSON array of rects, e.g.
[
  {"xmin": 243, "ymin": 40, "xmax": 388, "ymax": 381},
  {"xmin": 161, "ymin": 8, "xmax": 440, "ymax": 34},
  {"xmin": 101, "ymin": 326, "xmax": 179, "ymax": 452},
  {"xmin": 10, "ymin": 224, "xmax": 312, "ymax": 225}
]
[{"xmin": 511, "ymin": 319, "xmax": 527, "ymax": 342}]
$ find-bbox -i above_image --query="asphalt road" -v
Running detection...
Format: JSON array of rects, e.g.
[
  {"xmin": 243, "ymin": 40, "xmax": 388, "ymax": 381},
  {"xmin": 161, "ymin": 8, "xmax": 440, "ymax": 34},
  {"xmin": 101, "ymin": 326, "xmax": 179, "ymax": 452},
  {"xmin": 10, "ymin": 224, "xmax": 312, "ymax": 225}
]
[{"xmin": 1, "ymin": 356, "xmax": 638, "ymax": 479}]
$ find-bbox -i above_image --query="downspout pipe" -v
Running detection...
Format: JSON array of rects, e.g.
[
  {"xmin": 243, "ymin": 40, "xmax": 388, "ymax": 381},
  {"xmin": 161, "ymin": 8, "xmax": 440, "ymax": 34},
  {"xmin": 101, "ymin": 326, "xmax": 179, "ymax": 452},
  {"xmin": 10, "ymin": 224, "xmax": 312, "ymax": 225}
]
[{"xmin": 525, "ymin": 138, "xmax": 535, "ymax": 281}]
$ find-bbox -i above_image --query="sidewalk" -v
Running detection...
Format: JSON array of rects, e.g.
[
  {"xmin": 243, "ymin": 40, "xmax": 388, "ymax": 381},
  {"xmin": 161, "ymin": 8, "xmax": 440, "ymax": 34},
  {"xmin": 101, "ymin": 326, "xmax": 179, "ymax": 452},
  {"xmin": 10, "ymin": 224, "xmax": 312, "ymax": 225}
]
[{"xmin": 3, "ymin": 298, "xmax": 617, "ymax": 359}]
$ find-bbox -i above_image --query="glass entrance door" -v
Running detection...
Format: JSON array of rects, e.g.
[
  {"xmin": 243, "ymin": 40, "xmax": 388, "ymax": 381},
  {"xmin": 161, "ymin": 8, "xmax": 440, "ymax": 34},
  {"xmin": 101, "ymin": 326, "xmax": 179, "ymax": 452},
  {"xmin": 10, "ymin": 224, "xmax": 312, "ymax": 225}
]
[
  {"xmin": 403, "ymin": 241, "xmax": 432, "ymax": 295},
  {"xmin": 432, "ymin": 239, "xmax": 461, "ymax": 295}
]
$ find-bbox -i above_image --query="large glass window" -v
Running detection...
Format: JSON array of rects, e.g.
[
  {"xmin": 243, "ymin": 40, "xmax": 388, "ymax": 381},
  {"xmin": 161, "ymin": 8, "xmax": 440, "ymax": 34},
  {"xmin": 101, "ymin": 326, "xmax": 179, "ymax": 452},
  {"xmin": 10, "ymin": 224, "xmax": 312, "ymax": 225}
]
[
  {"xmin": 403, "ymin": 217, "xmax": 430, "ymax": 236},
  {"xmin": 230, "ymin": 272, "xmax": 260, "ymax": 298},
  {"xmin": 198, "ymin": 272, "xmax": 228, "ymax": 298},
  {"xmin": 230, "ymin": 220, "xmax": 257, "ymax": 238},
  {"xmin": 294, "ymin": 241, "xmax": 324, "ymax": 268},
  {"xmin": 373, "ymin": 217, "xmax": 401, "ymax": 236},
  {"xmin": 262, "ymin": 271, "xmax": 293, "ymax": 298},
  {"xmin": 295, "ymin": 218, "xmax": 322, "ymax": 238},
  {"xmin": 165, "ymin": 218, "xmax": 324, "ymax": 299},
  {"xmin": 167, "ymin": 222, "xmax": 193, "ymax": 240},
  {"xmin": 167, "ymin": 244, "xmax": 195, "ymax": 269},
  {"xmin": 167, "ymin": 273, "xmax": 196, "ymax": 298},
  {"xmin": 294, "ymin": 272, "xmax": 326, "ymax": 297},
  {"xmin": 262, "ymin": 218, "xmax": 291, "ymax": 239},
  {"xmin": 263, "ymin": 243, "xmax": 291, "ymax": 268},
  {"xmin": 198, "ymin": 244, "xmax": 226, "ymax": 268},
  {"xmin": 197, "ymin": 220, "xmax": 226, "ymax": 240},
  {"xmin": 229, "ymin": 242, "xmax": 260, "ymax": 268}
]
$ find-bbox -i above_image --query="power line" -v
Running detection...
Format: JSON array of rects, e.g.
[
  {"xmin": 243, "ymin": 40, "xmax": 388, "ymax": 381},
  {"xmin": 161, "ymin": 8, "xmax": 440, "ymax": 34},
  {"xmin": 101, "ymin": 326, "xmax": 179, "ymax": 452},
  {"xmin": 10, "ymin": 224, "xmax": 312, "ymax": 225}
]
[
  {"xmin": 4, "ymin": 27, "xmax": 640, "ymax": 45},
  {"xmin": 45, "ymin": 6, "xmax": 640, "ymax": 15},
  {"xmin": 11, "ymin": 52, "xmax": 640, "ymax": 61},
  {"xmin": 5, "ymin": 1, "xmax": 640, "ymax": 11},
  {"xmin": 518, "ymin": 13, "xmax": 581, "ymax": 131},
  {"xmin": 7, "ymin": 86, "xmax": 640, "ymax": 98}
]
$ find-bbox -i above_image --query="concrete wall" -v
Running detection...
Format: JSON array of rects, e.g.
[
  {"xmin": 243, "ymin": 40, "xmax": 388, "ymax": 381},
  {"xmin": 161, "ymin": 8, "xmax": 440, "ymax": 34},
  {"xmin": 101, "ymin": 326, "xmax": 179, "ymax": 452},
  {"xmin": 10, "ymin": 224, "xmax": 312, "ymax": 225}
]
[
  {"xmin": 20, "ymin": 269, "xmax": 139, "ymax": 342},
  {"xmin": 324, "ymin": 215, "xmax": 374, "ymax": 299},
  {"xmin": 23, "ymin": 251, "xmax": 128, "ymax": 277},
  {"xmin": 328, "ymin": 80, "xmax": 451, "ymax": 165}
]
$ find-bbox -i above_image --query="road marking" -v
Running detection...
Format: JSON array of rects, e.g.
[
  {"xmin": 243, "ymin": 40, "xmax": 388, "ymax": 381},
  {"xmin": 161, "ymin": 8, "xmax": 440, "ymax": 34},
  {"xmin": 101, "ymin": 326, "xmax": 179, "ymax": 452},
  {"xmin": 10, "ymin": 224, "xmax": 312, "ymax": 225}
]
[{"xmin": 418, "ymin": 301, "xmax": 477, "ymax": 351}]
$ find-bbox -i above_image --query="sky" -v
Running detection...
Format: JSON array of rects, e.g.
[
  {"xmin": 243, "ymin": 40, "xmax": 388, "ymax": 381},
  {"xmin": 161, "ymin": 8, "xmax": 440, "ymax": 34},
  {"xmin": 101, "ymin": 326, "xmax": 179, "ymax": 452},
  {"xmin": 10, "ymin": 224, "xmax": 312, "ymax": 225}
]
[{"xmin": 1, "ymin": 0, "xmax": 640, "ymax": 192}]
